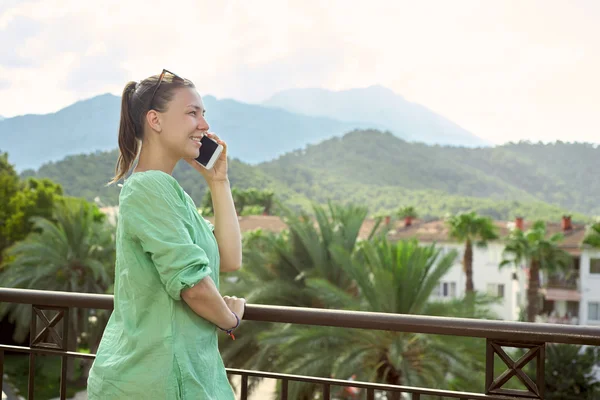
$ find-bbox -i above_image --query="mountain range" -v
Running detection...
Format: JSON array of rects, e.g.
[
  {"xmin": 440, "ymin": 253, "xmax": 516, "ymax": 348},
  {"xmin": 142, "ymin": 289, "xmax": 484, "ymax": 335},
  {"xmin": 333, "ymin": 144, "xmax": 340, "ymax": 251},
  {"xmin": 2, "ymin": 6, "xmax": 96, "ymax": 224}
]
[
  {"xmin": 263, "ymin": 85, "xmax": 490, "ymax": 147},
  {"xmin": 4, "ymin": 85, "xmax": 597, "ymax": 222},
  {"xmin": 1, "ymin": 86, "xmax": 488, "ymax": 171},
  {"xmin": 22, "ymin": 129, "xmax": 599, "ymax": 222}
]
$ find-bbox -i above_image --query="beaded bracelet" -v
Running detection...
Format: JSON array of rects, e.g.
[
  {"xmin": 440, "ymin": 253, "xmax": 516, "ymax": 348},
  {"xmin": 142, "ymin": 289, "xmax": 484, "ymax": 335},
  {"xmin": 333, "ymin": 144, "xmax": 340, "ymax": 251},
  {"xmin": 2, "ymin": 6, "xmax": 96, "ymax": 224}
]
[{"xmin": 219, "ymin": 311, "xmax": 240, "ymax": 340}]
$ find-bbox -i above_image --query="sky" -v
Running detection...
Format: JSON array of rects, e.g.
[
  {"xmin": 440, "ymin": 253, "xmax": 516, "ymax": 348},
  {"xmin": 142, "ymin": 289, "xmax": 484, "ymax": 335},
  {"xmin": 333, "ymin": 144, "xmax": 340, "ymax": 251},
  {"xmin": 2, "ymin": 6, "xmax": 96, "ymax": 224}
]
[{"xmin": 0, "ymin": 0, "xmax": 598, "ymax": 144}]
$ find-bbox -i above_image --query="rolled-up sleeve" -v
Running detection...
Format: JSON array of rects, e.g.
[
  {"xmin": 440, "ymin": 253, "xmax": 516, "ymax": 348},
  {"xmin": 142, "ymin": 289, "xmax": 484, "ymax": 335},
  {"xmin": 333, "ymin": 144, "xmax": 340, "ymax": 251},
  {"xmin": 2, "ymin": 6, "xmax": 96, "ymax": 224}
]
[{"xmin": 120, "ymin": 173, "xmax": 212, "ymax": 300}]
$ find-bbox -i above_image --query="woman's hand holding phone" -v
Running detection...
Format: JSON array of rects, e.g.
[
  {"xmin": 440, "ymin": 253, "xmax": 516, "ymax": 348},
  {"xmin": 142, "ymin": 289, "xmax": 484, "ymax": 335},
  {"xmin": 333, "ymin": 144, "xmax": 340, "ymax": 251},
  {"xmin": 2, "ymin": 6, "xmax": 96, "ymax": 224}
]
[{"xmin": 184, "ymin": 132, "xmax": 228, "ymax": 186}]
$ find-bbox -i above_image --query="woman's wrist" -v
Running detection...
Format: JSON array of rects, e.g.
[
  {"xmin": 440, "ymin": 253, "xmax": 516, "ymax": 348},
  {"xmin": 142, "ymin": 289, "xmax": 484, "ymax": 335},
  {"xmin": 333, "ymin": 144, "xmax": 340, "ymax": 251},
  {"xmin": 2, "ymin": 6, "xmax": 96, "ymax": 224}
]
[
  {"xmin": 208, "ymin": 178, "xmax": 230, "ymax": 190},
  {"xmin": 218, "ymin": 311, "xmax": 239, "ymax": 330},
  {"xmin": 218, "ymin": 311, "xmax": 240, "ymax": 340}
]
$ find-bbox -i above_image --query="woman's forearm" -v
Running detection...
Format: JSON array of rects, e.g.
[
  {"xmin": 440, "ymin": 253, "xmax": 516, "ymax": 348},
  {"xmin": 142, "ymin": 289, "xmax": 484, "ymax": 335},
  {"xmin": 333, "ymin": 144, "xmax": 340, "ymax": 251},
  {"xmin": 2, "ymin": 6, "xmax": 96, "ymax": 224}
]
[
  {"xmin": 181, "ymin": 276, "xmax": 238, "ymax": 329},
  {"xmin": 210, "ymin": 180, "xmax": 242, "ymax": 272}
]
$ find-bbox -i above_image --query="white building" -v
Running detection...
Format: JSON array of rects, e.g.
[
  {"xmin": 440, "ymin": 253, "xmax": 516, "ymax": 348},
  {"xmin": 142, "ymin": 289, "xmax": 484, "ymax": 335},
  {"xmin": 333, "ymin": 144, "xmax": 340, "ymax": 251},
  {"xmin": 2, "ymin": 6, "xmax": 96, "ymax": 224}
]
[
  {"xmin": 388, "ymin": 216, "xmax": 586, "ymax": 323},
  {"xmin": 578, "ymin": 248, "xmax": 600, "ymax": 325},
  {"xmin": 429, "ymin": 242, "xmax": 524, "ymax": 321}
]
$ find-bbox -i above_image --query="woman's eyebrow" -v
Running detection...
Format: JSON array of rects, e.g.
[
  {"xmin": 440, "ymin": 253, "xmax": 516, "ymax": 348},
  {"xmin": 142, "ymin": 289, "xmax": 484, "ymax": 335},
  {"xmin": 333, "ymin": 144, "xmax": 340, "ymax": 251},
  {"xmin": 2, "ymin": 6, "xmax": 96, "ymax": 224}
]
[{"xmin": 187, "ymin": 104, "xmax": 205, "ymax": 112}]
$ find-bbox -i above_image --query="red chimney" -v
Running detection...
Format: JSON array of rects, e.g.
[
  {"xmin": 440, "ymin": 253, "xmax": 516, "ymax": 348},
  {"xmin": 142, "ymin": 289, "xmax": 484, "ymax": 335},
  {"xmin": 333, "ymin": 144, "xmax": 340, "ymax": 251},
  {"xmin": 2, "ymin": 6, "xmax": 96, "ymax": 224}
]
[
  {"xmin": 562, "ymin": 215, "xmax": 572, "ymax": 231},
  {"xmin": 405, "ymin": 216, "xmax": 413, "ymax": 227},
  {"xmin": 515, "ymin": 217, "xmax": 524, "ymax": 231}
]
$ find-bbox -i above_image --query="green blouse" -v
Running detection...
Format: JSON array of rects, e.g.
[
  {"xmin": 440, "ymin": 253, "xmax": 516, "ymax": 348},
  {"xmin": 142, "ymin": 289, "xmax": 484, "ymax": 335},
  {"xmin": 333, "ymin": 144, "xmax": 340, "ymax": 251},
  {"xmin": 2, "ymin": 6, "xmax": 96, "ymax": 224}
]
[{"xmin": 87, "ymin": 170, "xmax": 235, "ymax": 400}]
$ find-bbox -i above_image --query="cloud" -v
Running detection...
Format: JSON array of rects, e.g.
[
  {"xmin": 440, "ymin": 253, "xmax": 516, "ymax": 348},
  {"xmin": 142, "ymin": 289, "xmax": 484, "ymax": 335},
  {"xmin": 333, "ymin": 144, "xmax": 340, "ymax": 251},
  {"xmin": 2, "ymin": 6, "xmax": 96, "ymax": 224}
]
[
  {"xmin": 64, "ymin": 46, "xmax": 131, "ymax": 96},
  {"xmin": 0, "ymin": 15, "xmax": 42, "ymax": 67},
  {"xmin": 0, "ymin": 0, "xmax": 598, "ymax": 144}
]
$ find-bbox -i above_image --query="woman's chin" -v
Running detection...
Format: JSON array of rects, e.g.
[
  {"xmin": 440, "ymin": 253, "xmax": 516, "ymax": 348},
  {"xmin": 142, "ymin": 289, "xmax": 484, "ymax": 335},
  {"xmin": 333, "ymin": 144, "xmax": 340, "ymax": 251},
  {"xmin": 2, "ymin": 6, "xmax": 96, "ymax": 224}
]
[{"xmin": 185, "ymin": 148, "xmax": 201, "ymax": 160}]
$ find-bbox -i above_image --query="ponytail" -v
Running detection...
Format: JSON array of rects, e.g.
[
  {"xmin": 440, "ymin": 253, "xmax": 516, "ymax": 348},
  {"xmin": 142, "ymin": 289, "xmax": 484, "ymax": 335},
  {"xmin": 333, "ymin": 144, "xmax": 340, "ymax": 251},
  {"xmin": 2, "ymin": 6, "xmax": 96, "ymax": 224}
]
[{"xmin": 109, "ymin": 81, "xmax": 139, "ymax": 185}]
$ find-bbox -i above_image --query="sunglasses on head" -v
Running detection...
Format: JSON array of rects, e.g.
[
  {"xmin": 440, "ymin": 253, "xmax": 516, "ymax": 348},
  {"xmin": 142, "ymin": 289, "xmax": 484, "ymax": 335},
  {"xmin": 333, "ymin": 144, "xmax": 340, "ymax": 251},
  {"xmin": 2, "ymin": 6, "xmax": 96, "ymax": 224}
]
[{"xmin": 149, "ymin": 69, "xmax": 184, "ymax": 108}]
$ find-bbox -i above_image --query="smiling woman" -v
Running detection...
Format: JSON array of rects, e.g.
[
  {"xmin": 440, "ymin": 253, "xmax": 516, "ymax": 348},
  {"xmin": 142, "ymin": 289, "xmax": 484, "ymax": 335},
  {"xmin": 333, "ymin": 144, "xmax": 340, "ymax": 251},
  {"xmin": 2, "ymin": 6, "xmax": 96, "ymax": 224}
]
[{"xmin": 88, "ymin": 70, "xmax": 243, "ymax": 400}]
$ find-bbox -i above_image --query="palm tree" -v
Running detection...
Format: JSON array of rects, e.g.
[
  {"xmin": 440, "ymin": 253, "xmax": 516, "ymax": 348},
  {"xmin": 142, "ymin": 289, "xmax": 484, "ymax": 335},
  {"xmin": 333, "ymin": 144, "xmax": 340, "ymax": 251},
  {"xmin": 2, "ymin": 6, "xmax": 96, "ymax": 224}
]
[
  {"xmin": 583, "ymin": 221, "xmax": 600, "ymax": 248},
  {"xmin": 254, "ymin": 189, "xmax": 275, "ymax": 215},
  {"xmin": 0, "ymin": 198, "xmax": 115, "ymax": 381},
  {"xmin": 397, "ymin": 206, "xmax": 417, "ymax": 226},
  {"xmin": 500, "ymin": 220, "xmax": 572, "ymax": 322},
  {"xmin": 446, "ymin": 211, "xmax": 498, "ymax": 294},
  {"xmin": 253, "ymin": 238, "xmax": 497, "ymax": 399},
  {"xmin": 220, "ymin": 202, "xmax": 379, "ymax": 396},
  {"xmin": 545, "ymin": 344, "xmax": 600, "ymax": 399}
]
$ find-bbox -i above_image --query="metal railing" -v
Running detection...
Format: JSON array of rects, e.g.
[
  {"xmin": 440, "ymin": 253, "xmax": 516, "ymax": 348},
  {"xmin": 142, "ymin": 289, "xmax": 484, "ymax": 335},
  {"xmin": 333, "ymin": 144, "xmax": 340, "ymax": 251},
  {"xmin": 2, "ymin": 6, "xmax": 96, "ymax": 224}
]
[
  {"xmin": 2, "ymin": 287, "xmax": 600, "ymax": 400},
  {"xmin": 545, "ymin": 275, "xmax": 579, "ymax": 290}
]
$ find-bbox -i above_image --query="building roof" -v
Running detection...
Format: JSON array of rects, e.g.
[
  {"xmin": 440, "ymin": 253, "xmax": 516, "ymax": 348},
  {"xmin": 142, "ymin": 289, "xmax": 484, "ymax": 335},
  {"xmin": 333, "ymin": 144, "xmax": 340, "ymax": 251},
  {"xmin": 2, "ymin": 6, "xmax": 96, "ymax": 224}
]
[
  {"xmin": 218, "ymin": 216, "xmax": 589, "ymax": 254},
  {"xmin": 387, "ymin": 219, "xmax": 587, "ymax": 254}
]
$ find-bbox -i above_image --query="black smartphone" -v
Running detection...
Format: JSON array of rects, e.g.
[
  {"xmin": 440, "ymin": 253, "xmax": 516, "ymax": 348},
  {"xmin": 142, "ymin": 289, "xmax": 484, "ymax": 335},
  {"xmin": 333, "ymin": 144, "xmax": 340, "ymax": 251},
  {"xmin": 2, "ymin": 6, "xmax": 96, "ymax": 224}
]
[{"xmin": 195, "ymin": 135, "xmax": 223, "ymax": 169}]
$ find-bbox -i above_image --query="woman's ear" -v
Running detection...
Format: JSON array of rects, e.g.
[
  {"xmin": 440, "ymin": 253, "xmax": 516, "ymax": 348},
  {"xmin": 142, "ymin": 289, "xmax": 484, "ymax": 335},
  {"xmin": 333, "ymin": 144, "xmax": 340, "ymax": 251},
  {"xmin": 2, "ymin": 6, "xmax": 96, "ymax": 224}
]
[{"xmin": 146, "ymin": 110, "xmax": 162, "ymax": 133}]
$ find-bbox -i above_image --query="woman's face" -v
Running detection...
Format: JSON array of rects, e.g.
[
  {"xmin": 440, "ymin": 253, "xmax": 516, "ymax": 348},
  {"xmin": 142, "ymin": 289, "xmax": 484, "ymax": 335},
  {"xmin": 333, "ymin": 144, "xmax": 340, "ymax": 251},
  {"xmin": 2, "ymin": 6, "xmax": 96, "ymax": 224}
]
[{"xmin": 155, "ymin": 87, "xmax": 210, "ymax": 160}]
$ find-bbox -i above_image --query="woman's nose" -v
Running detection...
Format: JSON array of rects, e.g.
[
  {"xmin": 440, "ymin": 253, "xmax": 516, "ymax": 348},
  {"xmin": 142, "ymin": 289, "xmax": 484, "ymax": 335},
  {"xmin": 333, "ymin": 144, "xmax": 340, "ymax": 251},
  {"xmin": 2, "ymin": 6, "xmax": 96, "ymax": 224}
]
[{"xmin": 199, "ymin": 118, "xmax": 209, "ymax": 132}]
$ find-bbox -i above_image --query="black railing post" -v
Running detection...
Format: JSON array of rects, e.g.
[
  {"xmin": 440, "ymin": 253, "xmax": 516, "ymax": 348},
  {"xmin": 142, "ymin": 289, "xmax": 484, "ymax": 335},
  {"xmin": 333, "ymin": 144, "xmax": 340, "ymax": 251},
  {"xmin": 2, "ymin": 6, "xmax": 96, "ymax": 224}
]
[
  {"xmin": 28, "ymin": 304, "xmax": 36, "ymax": 400},
  {"xmin": 240, "ymin": 374, "xmax": 248, "ymax": 400},
  {"xmin": 280, "ymin": 379, "xmax": 288, "ymax": 400},
  {"xmin": 28, "ymin": 352, "xmax": 35, "ymax": 400},
  {"xmin": 367, "ymin": 387, "xmax": 375, "ymax": 400},
  {"xmin": 59, "ymin": 307, "xmax": 69, "ymax": 400},
  {"xmin": 0, "ymin": 349, "xmax": 4, "ymax": 398},
  {"xmin": 323, "ymin": 383, "xmax": 330, "ymax": 399}
]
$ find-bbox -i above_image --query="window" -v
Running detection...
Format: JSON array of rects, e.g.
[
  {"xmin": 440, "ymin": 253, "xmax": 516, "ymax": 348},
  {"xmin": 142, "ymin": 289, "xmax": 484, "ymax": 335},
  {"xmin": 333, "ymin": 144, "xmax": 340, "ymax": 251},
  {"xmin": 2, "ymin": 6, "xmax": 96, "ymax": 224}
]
[
  {"xmin": 487, "ymin": 250, "xmax": 500, "ymax": 266},
  {"xmin": 487, "ymin": 283, "xmax": 505, "ymax": 298},
  {"xmin": 434, "ymin": 282, "xmax": 457, "ymax": 298},
  {"xmin": 444, "ymin": 282, "xmax": 457, "ymax": 298},
  {"xmin": 590, "ymin": 259, "xmax": 600, "ymax": 274},
  {"xmin": 588, "ymin": 302, "xmax": 600, "ymax": 322}
]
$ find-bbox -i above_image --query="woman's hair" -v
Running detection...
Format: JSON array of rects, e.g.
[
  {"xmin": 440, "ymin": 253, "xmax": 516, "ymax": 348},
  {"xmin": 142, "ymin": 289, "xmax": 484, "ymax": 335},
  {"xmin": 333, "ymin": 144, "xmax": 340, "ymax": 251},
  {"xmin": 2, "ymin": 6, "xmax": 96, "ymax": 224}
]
[{"xmin": 108, "ymin": 73, "xmax": 195, "ymax": 185}]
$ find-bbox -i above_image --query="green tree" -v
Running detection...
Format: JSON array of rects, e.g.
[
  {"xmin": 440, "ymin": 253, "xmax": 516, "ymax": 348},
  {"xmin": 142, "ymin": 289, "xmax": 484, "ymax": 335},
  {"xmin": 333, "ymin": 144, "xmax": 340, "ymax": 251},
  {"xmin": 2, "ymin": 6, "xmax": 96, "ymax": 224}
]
[
  {"xmin": 545, "ymin": 344, "xmax": 600, "ymax": 399},
  {"xmin": 0, "ymin": 152, "xmax": 20, "ymax": 264},
  {"xmin": 582, "ymin": 221, "xmax": 600, "ymax": 248},
  {"xmin": 201, "ymin": 190, "xmax": 213, "ymax": 216},
  {"xmin": 2, "ymin": 177, "xmax": 64, "ymax": 249},
  {"xmin": 231, "ymin": 187, "xmax": 247, "ymax": 215},
  {"xmin": 397, "ymin": 205, "xmax": 417, "ymax": 219},
  {"xmin": 202, "ymin": 187, "xmax": 275, "ymax": 216},
  {"xmin": 259, "ymin": 189, "xmax": 275, "ymax": 215},
  {"xmin": 0, "ymin": 198, "xmax": 115, "ymax": 381},
  {"xmin": 254, "ymin": 238, "xmax": 496, "ymax": 399},
  {"xmin": 397, "ymin": 205, "xmax": 417, "ymax": 227},
  {"xmin": 446, "ymin": 211, "xmax": 498, "ymax": 294},
  {"xmin": 501, "ymin": 221, "xmax": 572, "ymax": 322}
]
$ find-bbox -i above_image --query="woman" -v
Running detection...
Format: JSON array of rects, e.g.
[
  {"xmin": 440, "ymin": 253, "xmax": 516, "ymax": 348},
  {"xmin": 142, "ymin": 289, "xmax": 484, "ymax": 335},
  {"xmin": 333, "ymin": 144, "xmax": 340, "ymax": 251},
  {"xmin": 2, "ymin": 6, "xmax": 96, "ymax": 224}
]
[{"xmin": 87, "ymin": 69, "xmax": 245, "ymax": 399}]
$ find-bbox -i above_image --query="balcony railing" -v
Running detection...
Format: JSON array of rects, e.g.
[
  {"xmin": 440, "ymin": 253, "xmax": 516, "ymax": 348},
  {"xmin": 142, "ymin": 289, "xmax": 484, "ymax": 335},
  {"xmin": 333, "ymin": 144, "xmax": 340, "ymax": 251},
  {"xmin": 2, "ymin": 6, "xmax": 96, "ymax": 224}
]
[
  {"xmin": 545, "ymin": 275, "xmax": 579, "ymax": 290},
  {"xmin": 2, "ymin": 288, "xmax": 600, "ymax": 400}
]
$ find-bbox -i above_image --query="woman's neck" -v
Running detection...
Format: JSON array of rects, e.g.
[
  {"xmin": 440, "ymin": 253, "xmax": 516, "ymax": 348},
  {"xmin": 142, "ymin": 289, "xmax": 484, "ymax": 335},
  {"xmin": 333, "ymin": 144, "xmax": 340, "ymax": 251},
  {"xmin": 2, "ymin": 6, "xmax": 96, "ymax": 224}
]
[{"xmin": 134, "ymin": 142, "xmax": 179, "ymax": 175}]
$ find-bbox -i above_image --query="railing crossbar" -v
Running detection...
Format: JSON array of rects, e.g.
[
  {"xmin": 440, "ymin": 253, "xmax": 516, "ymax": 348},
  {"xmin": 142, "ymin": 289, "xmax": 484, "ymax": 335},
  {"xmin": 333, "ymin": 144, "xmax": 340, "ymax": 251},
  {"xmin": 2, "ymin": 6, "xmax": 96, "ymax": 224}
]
[{"xmin": 2, "ymin": 288, "xmax": 599, "ymax": 345}]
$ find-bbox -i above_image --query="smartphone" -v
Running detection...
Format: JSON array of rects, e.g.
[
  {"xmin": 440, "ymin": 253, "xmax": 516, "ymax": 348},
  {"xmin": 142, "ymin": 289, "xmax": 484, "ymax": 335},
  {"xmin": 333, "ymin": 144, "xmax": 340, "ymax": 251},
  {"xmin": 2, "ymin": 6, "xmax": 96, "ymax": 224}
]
[{"xmin": 195, "ymin": 135, "xmax": 223, "ymax": 169}]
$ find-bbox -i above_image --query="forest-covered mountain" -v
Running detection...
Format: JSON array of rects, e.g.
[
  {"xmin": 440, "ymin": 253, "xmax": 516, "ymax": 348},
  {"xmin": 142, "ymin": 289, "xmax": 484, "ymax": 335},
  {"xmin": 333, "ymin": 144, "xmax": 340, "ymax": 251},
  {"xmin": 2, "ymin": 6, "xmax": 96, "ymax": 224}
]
[
  {"xmin": 18, "ymin": 130, "xmax": 597, "ymax": 222},
  {"xmin": 260, "ymin": 131, "xmax": 600, "ymax": 216}
]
